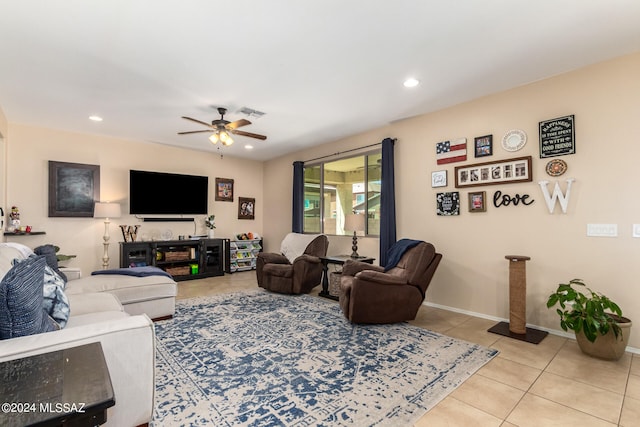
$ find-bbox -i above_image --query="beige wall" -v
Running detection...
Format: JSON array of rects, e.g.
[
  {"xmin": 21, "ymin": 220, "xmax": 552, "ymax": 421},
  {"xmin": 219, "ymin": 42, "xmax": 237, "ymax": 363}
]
[
  {"xmin": 263, "ymin": 52, "xmax": 640, "ymax": 347},
  {"xmin": 4, "ymin": 124, "xmax": 264, "ymax": 275}
]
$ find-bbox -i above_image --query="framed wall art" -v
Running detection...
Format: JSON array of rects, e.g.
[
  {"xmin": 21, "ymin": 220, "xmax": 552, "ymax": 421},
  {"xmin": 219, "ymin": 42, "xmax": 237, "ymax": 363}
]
[
  {"xmin": 48, "ymin": 161, "xmax": 100, "ymax": 217},
  {"xmin": 238, "ymin": 197, "xmax": 255, "ymax": 220},
  {"xmin": 539, "ymin": 114, "xmax": 575, "ymax": 158},
  {"xmin": 436, "ymin": 192, "xmax": 460, "ymax": 216},
  {"xmin": 215, "ymin": 178, "xmax": 234, "ymax": 202},
  {"xmin": 454, "ymin": 156, "xmax": 532, "ymax": 188},
  {"xmin": 474, "ymin": 135, "xmax": 493, "ymax": 157},
  {"xmin": 468, "ymin": 191, "xmax": 486, "ymax": 212},
  {"xmin": 431, "ymin": 170, "xmax": 447, "ymax": 188}
]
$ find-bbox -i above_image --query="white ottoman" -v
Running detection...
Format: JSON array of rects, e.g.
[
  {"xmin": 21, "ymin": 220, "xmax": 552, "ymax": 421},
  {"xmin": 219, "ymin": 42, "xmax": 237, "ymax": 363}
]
[{"xmin": 66, "ymin": 273, "xmax": 177, "ymax": 320}]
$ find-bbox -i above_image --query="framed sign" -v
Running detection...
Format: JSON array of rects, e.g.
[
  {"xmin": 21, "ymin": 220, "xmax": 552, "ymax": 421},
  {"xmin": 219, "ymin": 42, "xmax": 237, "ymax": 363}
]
[
  {"xmin": 455, "ymin": 156, "xmax": 532, "ymax": 188},
  {"xmin": 474, "ymin": 135, "xmax": 493, "ymax": 157},
  {"xmin": 431, "ymin": 170, "xmax": 447, "ymax": 188},
  {"xmin": 539, "ymin": 115, "xmax": 575, "ymax": 158},
  {"xmin": 48, "ymin": 161, "xmax": 100, "ymax": 217},
  {"xmin": 436, "ymin": 192, "xmax": 460, "ymax": 216},
  {"xmin": 238, "ymin": 197, "xmax": 255, "ymax": 220},
  {"xmin": 215, "ymin": 178, "xmax": 234, "ymax": 202}
]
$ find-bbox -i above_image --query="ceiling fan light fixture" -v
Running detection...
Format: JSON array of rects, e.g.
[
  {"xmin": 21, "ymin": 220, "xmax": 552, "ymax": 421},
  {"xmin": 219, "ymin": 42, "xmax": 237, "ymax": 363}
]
[
  {"xmin": 219, "ymin": 130, "xmax": 231, "ymax": 143},
  {"xmin": 209, "ymin": 133, "xmax": 219, "ymax": 144}
]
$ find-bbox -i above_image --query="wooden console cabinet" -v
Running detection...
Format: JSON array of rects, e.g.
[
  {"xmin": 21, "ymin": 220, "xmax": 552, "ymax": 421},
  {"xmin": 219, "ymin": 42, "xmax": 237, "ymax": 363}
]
[{"xmin": 119, "ymin": 238, "xmax": 228, "ymax": 281}]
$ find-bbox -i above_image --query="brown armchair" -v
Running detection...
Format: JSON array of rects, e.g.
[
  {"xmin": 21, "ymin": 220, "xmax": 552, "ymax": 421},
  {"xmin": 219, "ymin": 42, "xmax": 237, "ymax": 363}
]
[
  {"xmin": 256, "ymin": 233, "xmax": 329, "ymax": 294},
  {"xmin": 339, "ymin": 241, "xmax": 442, "ymax": 324}
]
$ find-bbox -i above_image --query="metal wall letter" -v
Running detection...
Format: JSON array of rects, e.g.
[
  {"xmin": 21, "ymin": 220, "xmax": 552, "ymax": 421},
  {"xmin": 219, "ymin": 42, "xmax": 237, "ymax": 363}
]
[{"xmin": 538, "ymin": 179, "xmax": 575, "ymax": 214}]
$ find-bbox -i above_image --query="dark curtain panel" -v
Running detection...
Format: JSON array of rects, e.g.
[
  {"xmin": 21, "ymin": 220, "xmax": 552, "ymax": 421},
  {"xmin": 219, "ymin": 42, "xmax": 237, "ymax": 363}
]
[
  {"xmin": 379, "ymin": 138, "xmax": 396, "ymax": 266},
  {"xmin": 292, "ymin": 161, "xmax": 304, "ymax": 233}
]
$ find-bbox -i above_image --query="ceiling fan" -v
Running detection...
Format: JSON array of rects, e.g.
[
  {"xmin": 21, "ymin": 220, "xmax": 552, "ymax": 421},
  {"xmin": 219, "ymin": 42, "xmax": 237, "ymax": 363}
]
[{"xmin": 178, "ymin": 107, "xmax": 267, "ymax": 146}]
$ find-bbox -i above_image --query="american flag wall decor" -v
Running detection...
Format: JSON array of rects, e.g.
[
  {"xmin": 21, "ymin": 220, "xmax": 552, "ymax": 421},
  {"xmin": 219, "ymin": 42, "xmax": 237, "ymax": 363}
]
[{"xmin": 436, "ymin": 138, "xmax": 467, "ymax": 165}]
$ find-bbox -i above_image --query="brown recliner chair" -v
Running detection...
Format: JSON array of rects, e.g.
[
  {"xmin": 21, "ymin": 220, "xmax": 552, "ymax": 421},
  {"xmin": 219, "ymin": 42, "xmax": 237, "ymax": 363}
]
[
  {"xmin": 256, "ymin": 233, "xmax": 329, "ymax": 294},
  {"xmin": 339, "ymin": 241, "xmax": 442, "ymax": 324}
]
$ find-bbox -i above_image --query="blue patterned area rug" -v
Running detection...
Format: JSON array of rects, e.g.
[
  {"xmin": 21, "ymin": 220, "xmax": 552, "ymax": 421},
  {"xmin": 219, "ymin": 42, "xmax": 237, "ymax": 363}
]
[{"xmin": 152, "ymin": 291, "xmax": 498, "ymax": 426}]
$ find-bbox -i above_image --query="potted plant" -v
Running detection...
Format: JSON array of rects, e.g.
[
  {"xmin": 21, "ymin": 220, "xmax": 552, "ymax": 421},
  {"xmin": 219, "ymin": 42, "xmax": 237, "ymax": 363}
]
[
  {"xmin": 205, "ymin": 215, "xmax": 216, "ymax": 238},
  {"xmin": 547, "ymin": 278, "xmax": 631, "ymax": 360}
]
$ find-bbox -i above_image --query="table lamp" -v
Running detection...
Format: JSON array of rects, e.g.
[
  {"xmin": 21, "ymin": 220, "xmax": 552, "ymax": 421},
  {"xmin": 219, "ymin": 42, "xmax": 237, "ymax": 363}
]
[
  {"xmin": 94, "ymin": 202, "xmax": 122, "ymax": 269},
  {"xmin": 344, "ymin": 214, "xmax": 365, "ymax": 258}
]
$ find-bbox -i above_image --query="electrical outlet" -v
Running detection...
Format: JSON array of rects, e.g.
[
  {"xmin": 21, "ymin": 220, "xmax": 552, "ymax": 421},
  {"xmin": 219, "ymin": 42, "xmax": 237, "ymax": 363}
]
[
  {"xmin": 586, "ymin": 224, "xmax": 618, "ymax": 237},
  {"xmin": 633, "ymin": 224, "xmax": 640, "ymax": 238}
]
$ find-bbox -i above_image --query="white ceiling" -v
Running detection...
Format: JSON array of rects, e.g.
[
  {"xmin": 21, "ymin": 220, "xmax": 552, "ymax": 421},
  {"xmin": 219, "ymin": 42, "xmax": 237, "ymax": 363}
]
[{"xmin": 1, "ymin": 1, "xmax": 639, "ymax": 161}]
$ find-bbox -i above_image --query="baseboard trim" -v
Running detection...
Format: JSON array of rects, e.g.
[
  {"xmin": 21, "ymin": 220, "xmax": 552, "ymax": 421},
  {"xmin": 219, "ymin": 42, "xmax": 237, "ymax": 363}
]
[{"xmin": 423, "ymin": 301, "xmax": 640, "ymax": 355}]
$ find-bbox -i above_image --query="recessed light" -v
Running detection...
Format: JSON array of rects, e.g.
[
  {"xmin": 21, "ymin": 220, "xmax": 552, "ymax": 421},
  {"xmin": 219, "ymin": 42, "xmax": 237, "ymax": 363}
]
[
  {"xmin": 89, "ymin": 115, "xmax": 103, "ymax": 122},
  {"xmin": 403, "ymin": 78, "xmax": 420, "ymax": 88},
  {"xmin": 244, "ymin": 144, "xmax": 254, "ymax": 150}
]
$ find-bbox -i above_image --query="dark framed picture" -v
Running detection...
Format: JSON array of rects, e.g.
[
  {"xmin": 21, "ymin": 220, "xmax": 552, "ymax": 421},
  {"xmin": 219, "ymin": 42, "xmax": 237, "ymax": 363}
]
[
  {"xmin": 468, "ymin": 191, "xmax": 486, "ymax": 212},
  {"xmin": 474, "ymin": 135, "xmax": 493, "ymax": 157},
  {"xmin": 436, "ymin": 192, "xmax": 460, "ymax": 216},
  {"xmin": 539, "ymin": 114, "xmax": 575, "ymax": 158},
  {"xmin": 48, "ymin": 161, "xmax": 100, "ymax": 217},
  {"xmin": 238, "ymin": 197, "xmax": 255, "ymax": 220},
  {"xmin": 215, "ymin": 178, "xmax": 234, "ymax": 202},
  {"xmin": 455, "ymin": 156, "xmax": 532, "ymax": 188}
]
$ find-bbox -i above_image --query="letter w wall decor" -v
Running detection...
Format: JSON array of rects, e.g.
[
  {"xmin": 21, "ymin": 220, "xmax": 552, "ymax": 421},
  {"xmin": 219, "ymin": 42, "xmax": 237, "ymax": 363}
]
[{"xmin": 538, "ymin": 179, "xmax": 575, "ymax": 214}]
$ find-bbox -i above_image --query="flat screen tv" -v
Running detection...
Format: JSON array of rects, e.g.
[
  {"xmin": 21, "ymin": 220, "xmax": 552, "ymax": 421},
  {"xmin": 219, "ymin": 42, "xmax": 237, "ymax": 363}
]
[{"xmin": 129, "ymin": 170, "xmax": 208, "ymax": 215}]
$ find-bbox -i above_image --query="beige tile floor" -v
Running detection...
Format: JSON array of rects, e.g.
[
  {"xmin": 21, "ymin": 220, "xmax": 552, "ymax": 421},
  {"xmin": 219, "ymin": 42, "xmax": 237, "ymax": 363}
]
[{"xmin": 175, "ymin": 272, "xmax": 640, "ymax": 427}]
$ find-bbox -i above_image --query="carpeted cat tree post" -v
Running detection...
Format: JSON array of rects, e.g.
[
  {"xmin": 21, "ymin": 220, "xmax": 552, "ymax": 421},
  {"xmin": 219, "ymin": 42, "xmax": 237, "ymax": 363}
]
[{"xmin": 488, "ymin": 255, "xmax": 548, "ymax": 344}]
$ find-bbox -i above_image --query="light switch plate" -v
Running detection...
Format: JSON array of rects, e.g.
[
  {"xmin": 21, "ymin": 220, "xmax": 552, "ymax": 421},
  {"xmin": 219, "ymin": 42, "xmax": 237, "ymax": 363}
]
[
  {"xmin": 633, "ymin": 224, "xmax": 640, "ymax": 238},
  {"xmin": 586, "ymin": 224, "xmax": 618, "ymax": 237}
]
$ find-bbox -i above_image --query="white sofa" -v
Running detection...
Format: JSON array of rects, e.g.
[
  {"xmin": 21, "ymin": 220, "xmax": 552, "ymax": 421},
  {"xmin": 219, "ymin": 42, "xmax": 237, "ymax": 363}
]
[{"xmin": 0, "ymin": 243, "xmax": 176, "ymax": 427}]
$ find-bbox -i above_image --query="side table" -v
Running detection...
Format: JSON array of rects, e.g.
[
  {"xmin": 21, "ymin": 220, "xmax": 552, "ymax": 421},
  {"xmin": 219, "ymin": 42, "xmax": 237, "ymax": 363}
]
[
  {"xmin": 0, "ymin": 342, "xmax": 115, "ymax": 426},
  {"xmin": 319, "ymin": 255, "xmax": 375, "ymax": 301}
]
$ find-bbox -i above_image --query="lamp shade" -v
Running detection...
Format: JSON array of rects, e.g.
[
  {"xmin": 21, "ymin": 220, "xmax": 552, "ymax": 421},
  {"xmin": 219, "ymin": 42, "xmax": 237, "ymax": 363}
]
[
  {"xmin": 345, "ymin": 214, "xmax": 365, "ymax": 232},
  {"xmin": 94, "ymin": 202, "xmax": 121, "ymax": 219}
]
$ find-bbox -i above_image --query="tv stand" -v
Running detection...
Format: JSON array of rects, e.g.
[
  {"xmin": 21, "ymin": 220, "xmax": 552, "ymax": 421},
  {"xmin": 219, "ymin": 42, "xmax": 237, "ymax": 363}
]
[{"xmin": 119, "ymin": 238, "xmax": 228, "ymax": 281}]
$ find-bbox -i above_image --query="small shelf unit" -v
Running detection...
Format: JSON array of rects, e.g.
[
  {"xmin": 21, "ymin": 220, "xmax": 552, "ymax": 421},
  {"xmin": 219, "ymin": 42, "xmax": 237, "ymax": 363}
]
[{"xmin": 229, "ymin": 239, "xmax": 262, "ymax": 272}]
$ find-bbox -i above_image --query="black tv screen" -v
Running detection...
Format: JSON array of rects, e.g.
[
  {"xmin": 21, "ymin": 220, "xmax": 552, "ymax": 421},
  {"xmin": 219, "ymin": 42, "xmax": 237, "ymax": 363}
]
[{"xmin": 129, "ymin": 170, "xmax": 208, "ymax": 215}]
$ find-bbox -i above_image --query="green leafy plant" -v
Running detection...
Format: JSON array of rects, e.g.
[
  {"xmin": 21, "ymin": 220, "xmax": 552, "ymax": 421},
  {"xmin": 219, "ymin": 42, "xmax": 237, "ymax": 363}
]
[
  {"xmin": 205, "ymin": 215, "xmax": 216, "ymax": 229},
  {"xmin": 54, "ymin": 245, "xmax": 76, "ymax": 266},
  {"xmin": 546, "ymin": 278, "xmax": 623, "ymax": 343}
]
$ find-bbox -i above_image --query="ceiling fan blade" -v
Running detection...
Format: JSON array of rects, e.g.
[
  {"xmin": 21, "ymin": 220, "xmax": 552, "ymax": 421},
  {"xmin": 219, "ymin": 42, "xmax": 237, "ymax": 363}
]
[
  {"xmin": 181, "ymin": 116, "xmax": 213, "ymax": 128},
  {"xmin": 226, "ymin": 119, "xmax": 251, "ymax": 130},
  {"xmin": 178, "ymin": 130, "xmax": 213, "ymax": 135},
  {"xmin": 232, "ymin": 129, "xmax": 267, "ymax": 140}
]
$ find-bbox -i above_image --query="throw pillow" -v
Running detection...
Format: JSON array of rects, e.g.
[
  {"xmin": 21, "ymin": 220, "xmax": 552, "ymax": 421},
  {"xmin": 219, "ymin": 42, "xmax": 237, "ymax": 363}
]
[
  {"xmin": 0, "ymin": 256, "xmax": 59, "ymax": 340},
  {"xmin": 14, "ymin": 255, "xmax": 70, "ymax": 328},
  {"xmin": 34, "ymin": 244, "xmax": 67, "ymax": 282}
]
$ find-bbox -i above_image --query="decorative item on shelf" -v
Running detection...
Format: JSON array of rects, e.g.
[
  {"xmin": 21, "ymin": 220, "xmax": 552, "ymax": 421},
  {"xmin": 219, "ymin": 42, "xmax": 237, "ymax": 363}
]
[
  {"xmin": 119, "ymin": 225, "xmax": 140, "ymax": 242},
  {"xmin": 205, "ymin": 214, "xmax": 216, "ymax": 238},
  {"xmin": 9, "ymin": 205, "xmax": 20, "ymax": 231},
  {"xmin": 547, "ymin": 278, "xmax": 631, "ymax": 360},
  {"xmin": 344, "ymin": 214, "xmax": 365, "ymax": 258},
  {"xmin": 94, "ymin": 202, "xmax": 122, "ymax": 270}
]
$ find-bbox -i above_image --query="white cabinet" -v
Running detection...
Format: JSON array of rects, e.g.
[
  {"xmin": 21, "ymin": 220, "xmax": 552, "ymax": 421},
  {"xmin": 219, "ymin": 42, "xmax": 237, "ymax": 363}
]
[{"xmin": 229, "ymin": 239, "xmax": 262, "ymax": 272}]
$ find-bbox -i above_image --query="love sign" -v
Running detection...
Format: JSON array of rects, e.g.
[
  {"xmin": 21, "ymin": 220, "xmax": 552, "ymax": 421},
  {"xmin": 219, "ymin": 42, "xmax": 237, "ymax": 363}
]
[{"xmin": 493, "ymin": 191, "xmax": 534, "ymax": 208}]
